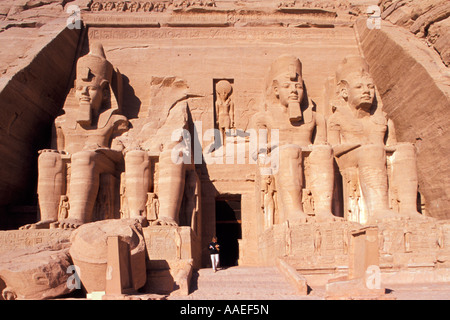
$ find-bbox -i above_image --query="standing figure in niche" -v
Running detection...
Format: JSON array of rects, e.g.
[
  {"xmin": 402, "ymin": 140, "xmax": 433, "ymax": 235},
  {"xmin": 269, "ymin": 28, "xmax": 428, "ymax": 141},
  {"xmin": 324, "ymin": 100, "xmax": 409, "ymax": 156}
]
[
  {"xmin": 215, "ymin": 80, "xmax": 235, "ymax": 144},
  {"xmin": 327, "ymin": 55, "xmax": 426, "ymax": 223},
  {"xmin": 21, "ymin": 43, "xmax": 128, "ymax": 230}
]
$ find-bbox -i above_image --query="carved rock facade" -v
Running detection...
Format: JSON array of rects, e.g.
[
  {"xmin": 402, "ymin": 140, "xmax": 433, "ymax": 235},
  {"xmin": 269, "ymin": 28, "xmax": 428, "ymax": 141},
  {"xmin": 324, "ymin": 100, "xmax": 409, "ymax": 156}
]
[{"xmin": 0, "ymin": 0, "xmax": 449, "ymax": 299}]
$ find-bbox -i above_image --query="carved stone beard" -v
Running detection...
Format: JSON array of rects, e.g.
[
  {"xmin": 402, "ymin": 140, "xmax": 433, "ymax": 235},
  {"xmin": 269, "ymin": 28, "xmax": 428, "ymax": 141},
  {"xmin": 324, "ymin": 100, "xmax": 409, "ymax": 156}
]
[{"xmin": 355, "ymin": 100, "xmax": 373, "ymax": 113}]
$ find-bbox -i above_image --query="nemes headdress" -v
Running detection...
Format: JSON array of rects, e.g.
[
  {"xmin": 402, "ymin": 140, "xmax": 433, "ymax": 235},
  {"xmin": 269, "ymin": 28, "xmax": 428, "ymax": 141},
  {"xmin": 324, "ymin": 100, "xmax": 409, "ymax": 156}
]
[
  {"xmin": 76, "ymin": 42, "xmax": 113, "ymax": 84},
  {"xmin": 72, "ymin": 42, "xmax": 123, "ymax": 129},
  {"xmin": 266, "ymin": 54, "xmax": 302, "ymax": 92},
  {"xmin": 335, "ymin": 55, "xmax": 370, "ymax": 85}
]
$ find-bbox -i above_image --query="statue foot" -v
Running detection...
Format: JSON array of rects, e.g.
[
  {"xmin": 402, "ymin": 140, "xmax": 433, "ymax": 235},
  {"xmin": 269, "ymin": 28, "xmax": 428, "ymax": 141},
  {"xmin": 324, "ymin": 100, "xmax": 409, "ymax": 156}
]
[
  {"xmin": 130, "ymin": 215, "xmax": 149, "ymax": 227},
  {"xmin": 287, "ymin": 211, "xmax": 309, "ymax": 224},
  {"xmin": 314, "ymin": 211, "xmax": 341, "ymax": 222},
  {"xmin": 51, "ymin": 219, "xmax": 84, "ymax": 230},
  {"xmin": 400, "ymin": 211, "xmax": 432, "ymax": 221},
  {"xmin": 2, "ymin": 287, "xmax": 17, "ymax": 300},
  {"xmin": 369, "ymin": 209, "xmax": 402, "ymax": 224},
  {"xmin": 151, "ymin": 217, "xmax": 178, "ymax": 226},
  {"xmin": 19, "ymin": 219, "xmax": 56, "ymax": 230}
]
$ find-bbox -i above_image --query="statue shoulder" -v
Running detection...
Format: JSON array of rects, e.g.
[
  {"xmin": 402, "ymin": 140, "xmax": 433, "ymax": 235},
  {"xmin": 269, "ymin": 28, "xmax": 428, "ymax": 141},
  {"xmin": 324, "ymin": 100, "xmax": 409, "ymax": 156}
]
[
  {"xmin": 371, "ymin": 109, "xmax": 389, "ymax": 126},
  {"xmin": 111, "ymin": 114, "xmax": 128, "ymax": 124},
  {"xmin": 110, "ymin": 114, "xmax": 129, "ymax": 133},
  {"xmin": 249, "ymin": 110, "xmax": 271, "ymax": 129}
]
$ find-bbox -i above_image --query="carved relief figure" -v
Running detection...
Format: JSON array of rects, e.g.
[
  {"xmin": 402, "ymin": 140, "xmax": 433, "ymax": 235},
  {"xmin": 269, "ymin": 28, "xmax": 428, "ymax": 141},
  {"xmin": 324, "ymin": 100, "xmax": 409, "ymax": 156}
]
[
  {"xmin": 104, "ymin": 2, "xmax": 115, "ymax": 11},
  {"xmin": 251, "ymin": 54, "xmax": 336, "ymax": 224},
  {"xmin": 314, "ymin": 228, "xmax": 322, "ymax": 254},
  {"xmin": 21, "ymin": 43, "xmax": 128, "ymax": 230},
  {"xmin": 215, "ymin": 80, "xmax": 235, "ymax": 144},
  {"xmin": 327, "ymin": 56, "xmax": 426, "ymax": 224}
]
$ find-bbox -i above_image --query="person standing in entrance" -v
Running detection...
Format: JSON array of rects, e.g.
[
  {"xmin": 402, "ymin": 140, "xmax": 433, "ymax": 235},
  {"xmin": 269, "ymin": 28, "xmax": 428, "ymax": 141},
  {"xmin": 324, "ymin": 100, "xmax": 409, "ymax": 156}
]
[{"xmin": 209, "ymin": 236, "xmax": 220, "ymax": 273}]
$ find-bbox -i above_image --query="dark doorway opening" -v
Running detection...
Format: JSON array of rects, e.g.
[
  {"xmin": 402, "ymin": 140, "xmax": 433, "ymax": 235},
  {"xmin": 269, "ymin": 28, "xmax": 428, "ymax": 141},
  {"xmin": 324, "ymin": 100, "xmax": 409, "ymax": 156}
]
[{"xmin": 215, "ymin": 195, "xmax": 241, "ymax": 267}]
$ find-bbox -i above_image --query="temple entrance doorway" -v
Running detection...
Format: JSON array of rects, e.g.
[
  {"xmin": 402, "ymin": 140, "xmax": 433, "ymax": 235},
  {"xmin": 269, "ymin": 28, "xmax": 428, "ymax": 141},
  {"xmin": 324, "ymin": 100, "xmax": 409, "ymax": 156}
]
[{"xmin": 215, "ymin": 195, "xmax": 242, "ymax": 267}]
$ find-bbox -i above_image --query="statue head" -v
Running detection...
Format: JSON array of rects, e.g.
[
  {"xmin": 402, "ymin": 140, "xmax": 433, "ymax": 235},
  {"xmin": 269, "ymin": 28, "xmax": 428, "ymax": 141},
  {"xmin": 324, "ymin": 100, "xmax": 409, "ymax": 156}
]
[
  {"xmin": 74, "ymin": 43, "xmax": 113, "ymax": 126},
  {"xmin": 336, "ymin": 56, "xmax": 375, "ymax": 112},
  {"xmin": 266, "ymin": 54, "xmax": 303, "ymax": 122},
  {"xmin": 216, "ymin": 80, "xmax": 232, "ymax": 102}
]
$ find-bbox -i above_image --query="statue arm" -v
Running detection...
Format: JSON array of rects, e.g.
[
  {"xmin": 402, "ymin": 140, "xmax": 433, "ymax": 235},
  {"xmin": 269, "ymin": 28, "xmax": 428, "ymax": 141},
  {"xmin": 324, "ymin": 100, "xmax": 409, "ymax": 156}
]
[
  {"xmin": 215, "ymin": 101, "xmax": 220, "ymax": 125},
  {"xmin": 230, "ymin": 100, "xmax": 235, "ymax": 127},
  {"xmin": 109, "ymin": 115, "xmax": 129, "ymax": 153},
  {"xmin": 53, "ymin": 120, "xmax": 65, "ymax": 152},
  {"xmin": 385, "ymin": 118, "xmax": 398, "ymax": 152},
  {"xmin": 327, "ymin": 116, "xmax": 360, "ymax": 157},
  {"xmin": 314, "ymin": 112, "xmax": 327, "ymax": 145}
]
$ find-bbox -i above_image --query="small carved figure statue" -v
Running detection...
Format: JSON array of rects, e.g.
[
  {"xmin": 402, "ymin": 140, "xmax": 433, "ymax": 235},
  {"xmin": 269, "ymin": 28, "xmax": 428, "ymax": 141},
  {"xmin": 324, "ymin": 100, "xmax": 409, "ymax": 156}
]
[
  {"xmin": 146, "ymin": 192, "xmax": 159, "ymax": 222},
  {"xmin": 261, "ymin": 175, "xmax": 276, "ymax": 229},
  {"xmin": 301, "ymin": 188, "xmax": 314, "ymax": 215},
  {"xmin": 58, "ymin": 195, "xmax": 70, "ymax": 221}
]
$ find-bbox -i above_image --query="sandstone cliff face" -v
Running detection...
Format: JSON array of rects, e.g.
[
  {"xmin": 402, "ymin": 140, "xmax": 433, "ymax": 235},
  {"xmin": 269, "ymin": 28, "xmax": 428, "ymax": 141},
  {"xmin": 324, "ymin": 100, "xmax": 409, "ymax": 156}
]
[{"xmin": 379, "ymin": 0, "xmax": 450, "ymax": 66}]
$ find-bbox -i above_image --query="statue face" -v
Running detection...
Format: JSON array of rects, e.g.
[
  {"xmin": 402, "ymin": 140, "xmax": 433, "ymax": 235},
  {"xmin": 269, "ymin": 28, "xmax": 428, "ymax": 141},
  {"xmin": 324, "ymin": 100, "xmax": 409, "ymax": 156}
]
[
  {"xmin": 344, "ymin": 73, "xmax": 375, "ymax": 111},
  {"xmin": 217, "ymin": 90, "xmax": 230, "ymax": 102},
  {"xmin": 75, "ymin": 78, "xmax": 105, "ymax": 112},
  {"xmin": 273, "ymin": 74, "xmax": 303, "ymax": 108}
]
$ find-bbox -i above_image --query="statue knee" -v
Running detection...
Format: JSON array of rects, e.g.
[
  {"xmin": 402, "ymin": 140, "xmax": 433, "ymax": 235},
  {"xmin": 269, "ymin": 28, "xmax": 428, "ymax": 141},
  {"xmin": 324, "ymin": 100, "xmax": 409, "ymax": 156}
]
[
  {"xmin": 393, "ymin": 143, "xmax": 416, "ymax": 162},
  {"xmin": 310, "ymin": 145, "xmax": 333, "ymax": 162},
  {"xmin": 280, "ymin": 145, "xmax": 302, "ymax": 161},
  {"xmin": 125, "ymin": 149, "xmax": 148, "ymax": 166},
  {"xmin": 72, "ymin": 151, "xmax": 96, "ymax": 168},
  {"xmin": 38, "ymin": 151, "xmax": 62, "ymax": 170},
  {"xmin": 359, "ymin": 144, "xmax": 386, "ymax": 163}
]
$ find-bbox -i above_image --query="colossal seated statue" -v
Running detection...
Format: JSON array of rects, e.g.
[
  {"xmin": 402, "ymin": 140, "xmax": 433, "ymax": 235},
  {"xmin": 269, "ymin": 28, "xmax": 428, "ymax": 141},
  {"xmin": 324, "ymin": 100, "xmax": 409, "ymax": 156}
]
[
  {"xmin": 327, "ymin": 56, "xmax": 427, "ymax": 224},
  {"xmin": 21, "ymin": 43, "xmax": 128, "ymax": 230},
  {"xmin": 251, "ymin": 54, "xmax": 336, "ymax": 224},
  {"xmin": 119, "ymin": 76, "xmax": 193, "ymax": 227}
]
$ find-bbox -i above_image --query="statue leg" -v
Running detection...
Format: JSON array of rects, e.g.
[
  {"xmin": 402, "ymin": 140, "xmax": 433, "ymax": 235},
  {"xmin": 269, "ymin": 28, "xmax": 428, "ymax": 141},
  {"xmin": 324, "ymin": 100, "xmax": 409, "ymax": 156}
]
[
  {"xmin": 58, "ymin": 151, "xmax": 116, "ymax": 229},
  {"xmin": 155, "ymin": 148, "xmax": 185, "ymax": 226},
  {"xmin": 357, "ymin": 145, "xmax": 397, "ymax": 222},
  {"xmin": 309, "ymin": 145, "xmax": 336, "ymax": 221},
  {"xmin": 124, "ymin": 150, "xmax": 150, "ymax": 224},
  {"xmin": 391, "ymin": 143, "xmax": 428, "ymax": 219},
  {"xmin": 21, "ymin": 151, "xmax": 65, "ymax": 229},
  {"xmin": 275, "ymin": 145, "xmax": 308, "ymax": 223}
]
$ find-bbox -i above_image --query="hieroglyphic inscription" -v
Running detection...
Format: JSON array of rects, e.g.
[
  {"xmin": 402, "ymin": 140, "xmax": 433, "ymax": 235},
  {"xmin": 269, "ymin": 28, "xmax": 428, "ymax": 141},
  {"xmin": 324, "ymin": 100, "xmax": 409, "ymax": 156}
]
[
  {"xmin": 88, "ymin": 27, "xmax": 339, "ymax": 41},
  {"xmin": 0, "ymin": 229, "xmax": 72, "ymax": 253},
  {"xmin": 142, "ymin": 226, "xmax": 190, "ymax": 260}
]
